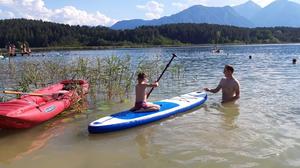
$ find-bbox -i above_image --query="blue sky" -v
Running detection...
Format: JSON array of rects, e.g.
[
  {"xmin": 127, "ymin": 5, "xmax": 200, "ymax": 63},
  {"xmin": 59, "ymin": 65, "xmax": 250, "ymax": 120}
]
[
  {"xmin": 43, "ymin": 0, "xmax": 183, "ymax": 20},
  {"xmin": 42, "ymin": 0, "xmax": 271, "ymax": 20},
  {"xmin": 1, "ymin": 0, "xmax": 300, "ymax": 26}
]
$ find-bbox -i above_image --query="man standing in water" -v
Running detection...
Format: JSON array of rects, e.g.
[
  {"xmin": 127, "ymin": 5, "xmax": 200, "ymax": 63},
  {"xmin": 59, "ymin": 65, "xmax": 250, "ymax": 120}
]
[{"xmin": 204, "ymin": 65, "xmax": 240, "ymax": 103}]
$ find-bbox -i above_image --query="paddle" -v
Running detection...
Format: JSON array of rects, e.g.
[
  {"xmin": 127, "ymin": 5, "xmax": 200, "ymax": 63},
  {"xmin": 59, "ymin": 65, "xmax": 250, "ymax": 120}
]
[
  {"xmin": 147, "ymin": 53, "xmax": 177, "ymax": 98},
  {"xmin": 1, "ymin": 90, "xmax": 68, "ymax": 96}
]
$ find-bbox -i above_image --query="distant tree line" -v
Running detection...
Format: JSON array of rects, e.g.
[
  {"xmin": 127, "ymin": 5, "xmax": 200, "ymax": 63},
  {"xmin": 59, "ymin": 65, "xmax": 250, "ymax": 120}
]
[{"xmin": 1, "ymin": 19, "xmax": 300, "ymax": 48}]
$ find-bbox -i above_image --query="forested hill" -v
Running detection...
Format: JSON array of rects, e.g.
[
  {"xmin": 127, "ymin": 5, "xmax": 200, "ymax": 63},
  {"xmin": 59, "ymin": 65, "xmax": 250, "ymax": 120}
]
[{"xmin": 1, "ymin": 19, "xmax": 300, "ymax": 48}]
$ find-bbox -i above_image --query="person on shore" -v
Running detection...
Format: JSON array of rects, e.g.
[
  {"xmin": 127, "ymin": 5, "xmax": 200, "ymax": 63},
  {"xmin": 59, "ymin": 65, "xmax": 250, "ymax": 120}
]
[
  {"xmin": 11, "ymin": 44, "xmax": 16, "ymax": 56},
  {"xmin": 204, "ymin": 64, "xmax": 240, "ymax": 103},
  {"xmin": 21, "ymin": 42, "xmax": 26, "ymax": 56},
  {"xmin": 130, "ymin": 72, "xmax": 160, "ymax": 112},
  {"xmin": 6, "ymin": 42, "xmax": 12, "ymax": 56}
]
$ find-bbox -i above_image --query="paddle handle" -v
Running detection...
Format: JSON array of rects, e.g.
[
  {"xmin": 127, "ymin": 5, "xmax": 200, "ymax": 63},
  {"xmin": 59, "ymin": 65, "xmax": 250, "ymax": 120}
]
[
  {"xmin": 147, "ymin": 53, "xmax": 177, "ymax": 98},
  {"xmin": 2, "ymin": 90, "xmax": 44, "ymax": 96}
]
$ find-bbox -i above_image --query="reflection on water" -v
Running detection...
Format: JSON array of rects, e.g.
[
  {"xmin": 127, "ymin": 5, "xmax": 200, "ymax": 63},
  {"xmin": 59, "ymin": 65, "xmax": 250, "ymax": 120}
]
[
  {"xmin": 0, "ymin": 102, "xmax": 87, "ymax": 165},
  {"xmin": 135, "ymin": 127, "xmax": 157, "ymax": 159},
  {"xmin": 1, "ymin": 44, "xmax": 300, "ymax": 168},
  {"xmin": 210, "ymin": 102, "xmax": 240, "ymax": 129},
  {"xmin": 0, "ymin": 120, "xmax": 64, "ymax": 164}
]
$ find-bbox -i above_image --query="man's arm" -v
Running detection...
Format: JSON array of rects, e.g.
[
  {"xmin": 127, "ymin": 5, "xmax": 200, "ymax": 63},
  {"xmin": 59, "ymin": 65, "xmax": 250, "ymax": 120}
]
[
  {"xmin": 234, "ymin": 83, "xmax": 240, "ymax": 99},
  {"xmin": 204, "ymin": 79, "xmax": 222, "ymax": 93}
]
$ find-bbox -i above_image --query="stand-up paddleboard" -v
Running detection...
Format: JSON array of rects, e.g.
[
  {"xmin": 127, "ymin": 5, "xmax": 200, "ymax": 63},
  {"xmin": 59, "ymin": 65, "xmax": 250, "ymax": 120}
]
[{"xmin": 88, "ymin": 91, "xmax": 207, "ymax": 133}]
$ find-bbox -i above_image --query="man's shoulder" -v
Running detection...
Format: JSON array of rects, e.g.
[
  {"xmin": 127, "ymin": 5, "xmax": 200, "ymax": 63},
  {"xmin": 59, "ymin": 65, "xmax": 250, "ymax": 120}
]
[
  {"xmin": 232, "ymin": 77, "xmax": 240, "ymax": 87},
  {"xmin": 220, "ymin": 77, "xmax": 227, "ymax": 82},
  {"xmin": 233, "ymin": 77, "xmax": 240, "ymax": 83}
]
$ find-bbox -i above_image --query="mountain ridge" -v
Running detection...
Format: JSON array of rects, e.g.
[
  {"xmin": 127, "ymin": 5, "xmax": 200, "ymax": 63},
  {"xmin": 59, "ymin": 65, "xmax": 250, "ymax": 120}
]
[
  {"xmin": 251, "ymin": 0, "xmax": 300, "ymax": 27},
  {"xmin": 233, "ymin": 0, "xmax": 262, "ymax": 20},
  {"xmin": 111, "ymin": 0, "xmax": 300, "ymax": 29},
  {"xmin": 111, "ymin": 5, "xmax": 253, "ymax": 30}
]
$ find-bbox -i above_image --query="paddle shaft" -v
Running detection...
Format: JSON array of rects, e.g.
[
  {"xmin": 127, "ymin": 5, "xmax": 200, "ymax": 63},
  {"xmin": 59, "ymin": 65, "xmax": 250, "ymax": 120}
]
[{"xmin": 147, "ymin": 53, "xmax": 177, "ymax": 98}]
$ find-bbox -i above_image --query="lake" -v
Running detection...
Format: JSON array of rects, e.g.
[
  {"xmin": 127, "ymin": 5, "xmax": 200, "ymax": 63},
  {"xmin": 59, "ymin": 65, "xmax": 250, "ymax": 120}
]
[{"xmin": 0, "ymin": 44, "xmax": 300, "ymax": 168}]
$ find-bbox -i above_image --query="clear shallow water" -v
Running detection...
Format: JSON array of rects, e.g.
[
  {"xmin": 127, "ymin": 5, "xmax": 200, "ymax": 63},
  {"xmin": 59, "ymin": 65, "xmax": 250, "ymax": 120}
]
[{"xmin": 0, "ymin": 44, "xmax": 300, "ymax": 168}]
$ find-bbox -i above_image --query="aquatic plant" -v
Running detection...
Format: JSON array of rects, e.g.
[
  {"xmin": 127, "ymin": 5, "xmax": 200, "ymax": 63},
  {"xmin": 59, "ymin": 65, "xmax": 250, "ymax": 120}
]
[
  {"xmin": 1, "ymin": 55, "xmax": 183, "ymax": 106},
  {"xmin": 0, "ymin": 96, "xmax": 4, "ymax": 102}
]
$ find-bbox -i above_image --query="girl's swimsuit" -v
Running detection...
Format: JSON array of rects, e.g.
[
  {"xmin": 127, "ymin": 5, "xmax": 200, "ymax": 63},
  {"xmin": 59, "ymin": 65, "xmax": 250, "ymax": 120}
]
[
  {"xmin": 130, "ymin": 101, "xmax": 149, "ymax": 111},
  {"xmin": 135, "ymin": 101, "xmax": 148, "ymax": 109}
]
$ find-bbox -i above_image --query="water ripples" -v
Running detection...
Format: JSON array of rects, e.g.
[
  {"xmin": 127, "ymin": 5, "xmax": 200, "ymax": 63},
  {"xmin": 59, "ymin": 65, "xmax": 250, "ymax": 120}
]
[{"xmin": 1, "ymin": 44, "xmax": 300, "ymax": 168}]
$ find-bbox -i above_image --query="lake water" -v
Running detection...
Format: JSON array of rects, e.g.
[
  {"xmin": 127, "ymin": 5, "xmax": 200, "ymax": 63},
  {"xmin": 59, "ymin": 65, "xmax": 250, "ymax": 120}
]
[{"xmin": 0, "ymin": 44, "xmax": 300, "ymax": 168}]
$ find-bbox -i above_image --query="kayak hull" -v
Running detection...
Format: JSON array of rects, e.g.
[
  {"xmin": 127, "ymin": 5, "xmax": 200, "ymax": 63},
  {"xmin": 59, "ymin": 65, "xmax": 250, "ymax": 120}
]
[
  {"xmin": 0, "ymin": 80, "xmax": 89, "ymax": 129},
  {"xmin": 89, "ymin": 91, "xmax": 207, "ymax": 133}
]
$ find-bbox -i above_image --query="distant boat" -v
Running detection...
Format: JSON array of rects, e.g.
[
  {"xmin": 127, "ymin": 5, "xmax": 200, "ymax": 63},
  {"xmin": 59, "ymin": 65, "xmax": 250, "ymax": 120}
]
[
  {"xmin": 211, "ymin": 31, "xmax": 224, "ymax": 54},
  {"xmin": 211, "ymin": 46, "xmax": 223, "ymax": 53}
]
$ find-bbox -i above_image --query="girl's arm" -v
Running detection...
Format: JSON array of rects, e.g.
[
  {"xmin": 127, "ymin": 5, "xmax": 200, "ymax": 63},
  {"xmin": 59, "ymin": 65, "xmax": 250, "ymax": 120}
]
[{"xmin": 146, "ymin": 82, "xmax": 159, "ymax": 87}]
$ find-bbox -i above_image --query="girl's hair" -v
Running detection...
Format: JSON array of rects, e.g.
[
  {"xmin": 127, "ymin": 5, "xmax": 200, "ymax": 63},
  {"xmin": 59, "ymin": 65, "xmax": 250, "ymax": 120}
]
[{"xmin": 137, "ymin": 72, "xmax": 146, "ymax": 80}]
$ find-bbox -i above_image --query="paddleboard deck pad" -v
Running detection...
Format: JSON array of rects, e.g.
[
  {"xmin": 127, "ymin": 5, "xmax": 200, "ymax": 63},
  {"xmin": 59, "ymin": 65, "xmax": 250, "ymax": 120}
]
[{"xmin": 88, "ymin": 91, "xmax": 207, "ymax": 133}]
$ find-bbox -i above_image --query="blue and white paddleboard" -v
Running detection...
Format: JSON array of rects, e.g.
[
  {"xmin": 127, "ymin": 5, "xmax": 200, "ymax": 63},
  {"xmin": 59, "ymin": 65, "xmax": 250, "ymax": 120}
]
[{"xmin": 88, "ymin": 91, "xmax": 207, "ymax": 133}]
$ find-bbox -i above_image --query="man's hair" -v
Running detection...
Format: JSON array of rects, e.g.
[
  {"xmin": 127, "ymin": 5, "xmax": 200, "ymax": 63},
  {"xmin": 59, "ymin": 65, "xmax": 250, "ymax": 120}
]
[
  {"xmin": 225, "ymin": 64, "xmax": 234, "ymax": 73},
  {"xmin": 137, "ymin": 72, "xmax": 146, "ymax": 80}
]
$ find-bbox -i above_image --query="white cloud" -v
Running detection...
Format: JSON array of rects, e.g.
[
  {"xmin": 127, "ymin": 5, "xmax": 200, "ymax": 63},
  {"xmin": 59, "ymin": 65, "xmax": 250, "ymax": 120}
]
[
  {"xmin": 0, "ymin": 0, "xmax": 13, "ymax": 5},
  {"xmin": 0, "ymin": 0, "xmax": 117, "ymax": 26},
  {"xmin": 51, "ymin": 6, "xmax": 116, "ymax": 26},
  {"xmin": 137, "ymin": 1, "xmax": 164, "ymax": 19}
]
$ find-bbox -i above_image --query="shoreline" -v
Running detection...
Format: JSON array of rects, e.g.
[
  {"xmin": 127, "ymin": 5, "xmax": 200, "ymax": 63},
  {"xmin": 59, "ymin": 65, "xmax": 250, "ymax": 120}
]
[{"xmin": 1, "ymin": 42, "xmax": 300, "ymax": 54}]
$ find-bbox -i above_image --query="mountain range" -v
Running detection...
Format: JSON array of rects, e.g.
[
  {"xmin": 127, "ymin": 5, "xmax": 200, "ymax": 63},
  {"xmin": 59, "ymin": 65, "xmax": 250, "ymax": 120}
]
[
  {"xmin": 111, "ymin": 0, "xmax": 300, "ymax": 30},
  {"xmin": 233, "ymin": 0, "xmax": 262, "ymax": 20}
]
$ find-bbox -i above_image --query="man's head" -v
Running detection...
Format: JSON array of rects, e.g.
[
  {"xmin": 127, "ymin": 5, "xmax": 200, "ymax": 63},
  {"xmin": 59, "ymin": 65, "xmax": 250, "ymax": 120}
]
[{"xmin": 223, "ymin": 64, "xmax": 234, "ymax": 77}]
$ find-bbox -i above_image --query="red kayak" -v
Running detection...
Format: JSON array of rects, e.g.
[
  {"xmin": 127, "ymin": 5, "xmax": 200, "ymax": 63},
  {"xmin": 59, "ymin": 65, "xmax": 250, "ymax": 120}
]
[{"xmin": 0, "ymin": 80, "xmax": 89, "ymax": 129}]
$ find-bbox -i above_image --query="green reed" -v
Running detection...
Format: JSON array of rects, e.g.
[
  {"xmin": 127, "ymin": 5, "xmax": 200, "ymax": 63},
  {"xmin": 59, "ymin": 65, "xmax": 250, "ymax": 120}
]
[{"xmin": 2, "ymin": 55, "xmax": 182, "ymax": 104}]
